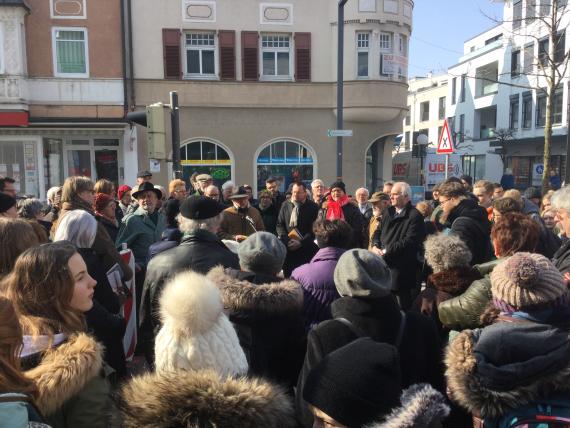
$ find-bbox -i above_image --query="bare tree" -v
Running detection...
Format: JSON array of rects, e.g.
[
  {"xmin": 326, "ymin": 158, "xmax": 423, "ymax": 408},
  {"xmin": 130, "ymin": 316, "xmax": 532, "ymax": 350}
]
[{"xmin": 492, "ymin": 127, "xmax": 515, "ymax": 165}]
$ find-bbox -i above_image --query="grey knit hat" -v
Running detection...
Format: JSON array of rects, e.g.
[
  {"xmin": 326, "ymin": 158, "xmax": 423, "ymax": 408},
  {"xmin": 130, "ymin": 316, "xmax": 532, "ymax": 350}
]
[
  {"xmin": 490, "ymin": 252, "xmax": 567, "ymax": 310},
  {"xmin": 334, "ymin": 249, "xmax": 392, "ymax": 298},
  {"xmin": 238, "ymin": 232, "xmax": 286, "ymax": 275},
  {"xmin": 424, "ymin": 234, "xmax": 472, "ymax": 274}
]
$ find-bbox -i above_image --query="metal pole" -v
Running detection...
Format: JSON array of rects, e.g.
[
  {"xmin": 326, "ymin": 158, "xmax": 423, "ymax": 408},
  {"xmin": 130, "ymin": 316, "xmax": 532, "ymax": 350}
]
[
  {"xmin": 170, "ymin": 91, "xmax": 181, "ymax": 179},
  {"xmin": 337, "ymin": 0, "xmax": 348, "ymax": 181},
  {"xmin": 565, "ymin": 92, "xmax": 570, "ymax": 185},
  {"xmin": 445, "ymin": 154, "xmax": 449, "ymax": 179}
]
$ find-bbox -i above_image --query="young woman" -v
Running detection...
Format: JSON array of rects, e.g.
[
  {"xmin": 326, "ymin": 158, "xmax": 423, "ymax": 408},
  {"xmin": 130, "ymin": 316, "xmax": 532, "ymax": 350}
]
[{"xmin": 3, "ymin": 242, "xmax": 113, "ymax": 428}]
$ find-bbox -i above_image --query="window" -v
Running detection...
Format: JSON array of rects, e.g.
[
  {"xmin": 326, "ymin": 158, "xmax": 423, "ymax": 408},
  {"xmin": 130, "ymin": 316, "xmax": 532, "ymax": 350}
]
[
  {"xmin": 420, "ymin": 101, "xmax": 430, "ymax": 122},
  {"xmin": 180, "ymin": 140, "xmax": 232, "ymax": 187},
  {"xmin": 553, "ymin": 89, "xmax": 564, "ymax": 124},
  {"xmin": 511, "ymin": 49, "xmax": 521, "ymax": 77},
  {"xmin": 522, "ymin": 92, "xmax": 533, "ymax": 128},
  {"xmin": 536, "ymin": 91, "xmax": 547, "ymax": 126},
  {"xmin": 451, "ymin": 77, "xmax": 457, "ymax": 105},
  {"xmin": 356, "ymin": 32, "xmax": 370, "ymax": 78},
  {"xmin": 513, "ymin": 0, "xmax": 523, "ymax": 29},
  {"xmin": 523, "ymin": 43, "xmax": 534, "ymax": 73},
  {"xmin": 538, "ymin": 89, "xmax": 565, "ymax": 126},
  {"xmin": 379, "ymin": 32, "xmax": 392, "ymax": 77},
  {"xmin": 538, "ymin": 37, "xmax": 549, "ymax": 68},
  {"xmin": 0, "ymin": 22, "xmax": 4, "ymax": 74},
  {"xmin": 540, "ymin": 0, "xmax": 550, "ymax": 15},
  {"xmin": 525, "ymin": 0, "xmax": 536, "ymax": 22},
  {"xmin": 384, "ymin": 0, "xmax": 399, "ymax": 14},
  {"xmin": 462, "ymin": 155, "xmax": 486, "ymax": 181},
  {"xmin": 460, "ymin": 74, "xmax": 466, "ymax": 102},
  {"xmin": 459, "ymin": 114, "xmax": 465, "ymax": 142},
  {"xmin": 405, "ymin": 106, "xmax": 411, "ymax": 126},
  {"xmin": 509, "ymin": 95, "xmax": 520, "ymax": 130},
  {"xmin": 405, "ymin": 131, "xmax": 412, "ymax": 150},
  {"xmin": 399, "ymin": 34, "xmax": 407, "ymax": 57},
  {"xmin": 185, "ymin": 32, "xmax": 216, "ymax": 78},
  {"xmin": 555, "ymin": 32, "xmax": 566, "ymax": 64},
  {"xmin": 380, "ymin": 32, "xmax": 392, "ymax": 50},
  {"xmin": 261, "ymin": 34, "xmax": 291, "ymax": 80},
  {"xmin": 52, "ymin": 27, "xmax": 88, "ymax": 77},
  {"xmin": 438, "ymin": 97, "xmax": 446, "ymax": 120}
]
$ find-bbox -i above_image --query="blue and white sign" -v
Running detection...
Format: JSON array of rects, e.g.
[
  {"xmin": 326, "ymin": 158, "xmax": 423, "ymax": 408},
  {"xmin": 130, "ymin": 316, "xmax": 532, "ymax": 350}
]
[{"xmin": 532, "ymin": 163, "xmax": 544, "ymax": 186}]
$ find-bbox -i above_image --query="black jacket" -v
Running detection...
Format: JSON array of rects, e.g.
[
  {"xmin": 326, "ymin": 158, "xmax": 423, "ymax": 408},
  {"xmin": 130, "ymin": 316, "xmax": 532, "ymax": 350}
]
[
  {"xmin": 444, "ymin": 198, "xmax": 492, "ymax": 265},
  {"xmin": 372, "ymin": 202, "xmax": 426, "ymax": 291},
  {"xmin": 553, "ymin": 238, "xmax": 570, "ymax": 274},
  {"xmin": 254, "ymin": 203, "xmax": 278, "ymax": 235},
  {"xmin": 139, "ymin": 229, "xmax": 240, "ymax": 348},
  {"xmin": 320, "ymin": 202, "xmax": 366, "ymax": 249},
  {"xmin": 277, "ymin": 199, "xmax": 320, "ymax": 276},
  {"xmin": 295, "ymin": 296, "xmax": 443, "ymax": 427}
]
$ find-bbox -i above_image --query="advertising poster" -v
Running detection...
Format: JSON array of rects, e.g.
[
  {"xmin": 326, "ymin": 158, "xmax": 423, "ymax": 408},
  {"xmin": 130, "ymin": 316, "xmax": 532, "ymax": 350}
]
[{"xmin": 424, "ymin": 154, "xmax": 463, "ymax": 186}]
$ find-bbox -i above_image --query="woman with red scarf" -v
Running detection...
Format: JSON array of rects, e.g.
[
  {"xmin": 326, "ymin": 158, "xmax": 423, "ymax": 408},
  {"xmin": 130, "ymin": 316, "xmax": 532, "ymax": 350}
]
[{"xmin": 321, "ymin": 181, "xmax": 366, "ymax": 249}]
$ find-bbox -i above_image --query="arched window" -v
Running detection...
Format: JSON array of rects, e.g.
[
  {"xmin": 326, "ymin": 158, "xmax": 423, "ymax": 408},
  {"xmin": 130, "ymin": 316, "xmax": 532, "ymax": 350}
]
[
  {"xmin": 180, "ymin": 140, "xmax": 232, "ymax": 187},
  {"xmin": 256, "ymin": 140, "xmax": 315, "ymax": 193}
]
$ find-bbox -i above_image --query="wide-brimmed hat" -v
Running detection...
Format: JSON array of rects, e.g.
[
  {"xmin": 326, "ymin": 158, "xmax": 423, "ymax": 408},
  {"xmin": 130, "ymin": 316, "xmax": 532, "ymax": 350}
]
[
  {"xmin": 132, "ymin": 181, "xmax": 162, "ymax": 199},
  {"xmin": 180, "ymin": 195, "xmax": 225, "ymax": 220},
  {"xmin": 195, "ymin": 174, "xmax": 213, "ymax": 182},
  {"xmin": 228, "ymin": 186, "xmax": 250, "ymax": 200},
  {"xmin": 368, "ymin": 191, "xmax": 390, "ymax": 203}
]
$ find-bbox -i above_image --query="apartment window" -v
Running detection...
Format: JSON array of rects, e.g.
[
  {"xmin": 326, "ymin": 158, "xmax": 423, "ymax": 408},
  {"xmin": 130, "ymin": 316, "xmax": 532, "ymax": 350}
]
[
  {"xmin": 399, "ymin": 34, "xmax": 407, "ymax": 57},
  {"xmin": 540, "ymin": 0, "xmax": 550, "ymax": 15},
  {"xmin": 476, "ymin": 62, "xmax": 499, "ymax": 97},
  {"xmin": 459, "ymin": 114, "xmax": 465, "ymax": 142},
  {"xmin": 538, "ymin": 89, "xmax": 565, "ymax": 126},
  {"xmin": 356, "ymin": 32, "xmax": 370, "ymax": 78},
  {"xmin": 438, "ymin": 97, "xmax": 446, "ymax": 120},
  {"xmin": 261, "ymin": 34, "xmax": 291, "ymax": 79},
  {"xmin": 52, "ymin": 27, "xmax": 88, "ymax": 77},
  {"xmin": 384, "ymin": 0, "xmax": 399, "ymax": 14},
  {"xmin": 513, "ymin": 0, "xmax": 523, "ymax": 29},
  {"xmin": 538, "ymin": 37, "xmax": 549, "ymax": 68},
  {"xmin": 522, "ymin": 91, "xmax": 532, "ymax": 128},
  {"xmin": 536, "ymin": 92, "xmax": 547, "ymax": 126},
  {"xmin": 555, "ymin": 32, "xmax": 566, "ymax": 64},
  {"xmin": 553, "ymin": 89, "xmax": 564, "ymax": 124},
  {"xmin": 379, "ymin": 32, "xmax": 392, "ymax": 77},
  {"xmin": 420, "ymin": 101, "xmax": 430, "ymax": 122},
  {"xmin": 523, "ymin": 43, "xmax": 534, "ymax": 73},
  {"xmin": 460, "ymin": 74, "xmax": 466, "ymax": 102},
  {"xmin": 451, "ymin": 77, "xmax": 457, "ymax": 105},
  {"xmin": 509, "ymin": 95, "xmax": 520, "ymax": 130},
  {"xmin": 525, "ymin": 0, "xmax": 536, "ymax": 22},
  {"xmin": 380, "ymin": 32, "xmax": 392, "ymax": 50},
  {"xmin": 185, "ymin": 32, "xmax": 216, "ymax": 78},
  {"xmin": 405, "ymin": 106, "xmax": 411, "ymax": 125},
  {"xmin": 511, "ymin": 49, "xmax": 521, "ymax": 77}
]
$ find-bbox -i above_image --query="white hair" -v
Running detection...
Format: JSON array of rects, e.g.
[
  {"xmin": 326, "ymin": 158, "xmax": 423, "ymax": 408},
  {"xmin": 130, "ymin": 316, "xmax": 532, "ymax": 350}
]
[
  {"xmin": 46, "ymin": 186, "xmax": 61, "ymax": 204},
  {"xmin": 222, "ymin": 181, "xmax": 235, "ymax": 191},
  {"xmin": 17, "ymin": 198, "xmax": 45, "ymax": 219},
  {"xmin": 311, "ymin": 179, "xmax": 324, "ymax": 188},
  {"xmin": 53, "ymin": 210, "xmax": 97, "ymax": 248},
  {"xmin": 178, "ymin": 213, "xmax": 222, "ymax": 234},
  {"xmin": 355, "ymin": 187, "xmax": 369, "ymax": 196},
  {"xmin": 551, "ymin": 186, "xmax": 570, "ymax": 212},
  {"xmin": 394, "ymin": 182, "xmax": 411, "ymax": 197}
]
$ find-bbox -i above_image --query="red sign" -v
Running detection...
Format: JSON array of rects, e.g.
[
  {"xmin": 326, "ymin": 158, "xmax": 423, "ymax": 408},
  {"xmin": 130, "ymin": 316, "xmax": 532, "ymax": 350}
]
[
  {"xmin": 0, "ymin": 111, "xmax": 29, "ymax": 127},
  {"xmin": 437, "ymin": 119, "xmax": 454, "ymax": 154},
  {"xmin": 393, "ymin": 163, "xmax": 408, "ymax": 177}
]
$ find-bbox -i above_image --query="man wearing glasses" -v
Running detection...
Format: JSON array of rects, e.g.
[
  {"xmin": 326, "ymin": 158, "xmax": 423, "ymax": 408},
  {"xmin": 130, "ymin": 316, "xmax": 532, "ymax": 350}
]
[{"xmin": 370, "ymin": 182, "xmax": 425, "ymax": 309}]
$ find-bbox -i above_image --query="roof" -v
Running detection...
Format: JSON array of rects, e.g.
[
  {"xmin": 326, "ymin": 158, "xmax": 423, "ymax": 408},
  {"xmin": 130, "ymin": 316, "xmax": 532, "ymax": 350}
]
[{"xmin": 0, "ymin": 0, "xmax": 30, "ymax": 10}]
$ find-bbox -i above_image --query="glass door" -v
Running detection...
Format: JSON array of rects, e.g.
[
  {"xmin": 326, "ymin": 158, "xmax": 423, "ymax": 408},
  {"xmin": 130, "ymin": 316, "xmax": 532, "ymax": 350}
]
[
  {"xmin": 65, "ymin": 148, "xmax": 93, "ymax": 178},
  {"xmin": 95, "ymin": 149, "xmax": 119, "ymax": 185}
]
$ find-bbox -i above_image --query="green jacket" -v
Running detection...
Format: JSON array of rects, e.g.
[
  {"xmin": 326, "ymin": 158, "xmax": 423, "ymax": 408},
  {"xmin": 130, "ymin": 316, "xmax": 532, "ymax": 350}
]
[
  {"xmin": 437, "ymin": 259, "xmax": 502, "ymax": 331},
  {"xmin": 116, "ymin": 207, "xmax": 166, "ymax": 266}
]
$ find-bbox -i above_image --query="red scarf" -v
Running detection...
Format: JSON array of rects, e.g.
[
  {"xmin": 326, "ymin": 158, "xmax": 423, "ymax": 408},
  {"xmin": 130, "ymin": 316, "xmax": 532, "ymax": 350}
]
[{"xmin": 326, "ymin": 194, "xmax": 349, "ymax": 220}]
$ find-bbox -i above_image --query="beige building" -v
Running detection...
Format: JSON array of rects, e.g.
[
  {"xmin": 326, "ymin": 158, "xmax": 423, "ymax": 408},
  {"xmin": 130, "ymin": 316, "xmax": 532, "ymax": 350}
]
[{"xmin": 131, "ymin": 0, "xmax": 413, "ymax": 194}]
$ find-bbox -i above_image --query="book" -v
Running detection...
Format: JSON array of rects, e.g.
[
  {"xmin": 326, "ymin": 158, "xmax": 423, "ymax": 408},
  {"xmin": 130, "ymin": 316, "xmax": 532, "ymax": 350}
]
[{"xmin": 288, "ymin": 228, "xmax": 304, "ymax": 241}]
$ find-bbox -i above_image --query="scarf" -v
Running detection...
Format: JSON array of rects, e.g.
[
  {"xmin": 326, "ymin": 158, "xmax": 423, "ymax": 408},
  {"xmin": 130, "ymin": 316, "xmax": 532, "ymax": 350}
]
[
  {"xmin": 326, "ymin": 194, "xmax": 349, "ymax": 220},
  {"xmin": 62, "ymin": 196, "xmax": 95, "ymax": 216},
  {"xmin": 289, "ymin": 200, "xmax": 304, "ymax": 228}
]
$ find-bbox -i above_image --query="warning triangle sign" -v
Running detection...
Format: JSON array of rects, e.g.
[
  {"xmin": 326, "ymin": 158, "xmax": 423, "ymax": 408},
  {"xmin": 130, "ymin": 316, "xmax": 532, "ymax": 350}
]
[{"xmin": 437, "ymin": 119, "xmax": 454, "ymax": 154}]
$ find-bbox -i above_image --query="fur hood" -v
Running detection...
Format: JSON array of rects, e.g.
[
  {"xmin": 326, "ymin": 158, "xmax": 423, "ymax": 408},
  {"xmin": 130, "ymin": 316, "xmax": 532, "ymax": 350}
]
[
  {"xmin": 118, "ymin": 369, "xmax": 297, "ymax": 427},
  {"xmin": 427, "ymin": 268, "xmax": 481, "ymax": 296},
  {"xmin": 366, "ymin": 384, "xmax": 450, "ymax": 428},
  {"xmin": 445, "ymin": 323, "xmax": 570, "ymax": 418},
  {"xmin": 207, "ymin": 266, "xmax": 303, "ymax": 315},
  {"xmin": 24, "ymin": 333, "xmax": 103, "ymax": 416}
]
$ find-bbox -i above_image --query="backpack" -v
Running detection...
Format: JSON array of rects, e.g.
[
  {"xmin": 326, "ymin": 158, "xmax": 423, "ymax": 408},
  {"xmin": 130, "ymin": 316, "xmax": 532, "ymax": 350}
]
[{"xmin": 477, "ymin": 395, "xmax": 570, "ymax": 428}]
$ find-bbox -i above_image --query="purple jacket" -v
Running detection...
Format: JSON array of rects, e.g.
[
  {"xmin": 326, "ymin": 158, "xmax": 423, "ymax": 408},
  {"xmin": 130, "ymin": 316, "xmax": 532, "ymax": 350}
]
[{"xmin": 291, "ymin": 247, "xmax": 346, "ymax": 330}]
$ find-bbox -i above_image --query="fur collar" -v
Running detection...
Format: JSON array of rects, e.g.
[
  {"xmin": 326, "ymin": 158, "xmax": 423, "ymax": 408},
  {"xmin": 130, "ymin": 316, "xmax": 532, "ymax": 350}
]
[
  {"xmin": 24, "ymin": 333, "xmax": 103, "ymax": 416},
  {"xmin": 118, "ymin": 369, "xmax": 296, "ymax": 427},
  {"xmin": 207, "ymin": 266, "xmax": 303, "ymax": 315},
  {"xmin": 445, "ymin": 328, "xmax": 570, "ymax": 418},
  {"xmin": 366, "ymin": 384, "xmax": 450, "ymax": 428},
  {"xmin": 427, "ymin": 268, "xmax": 481, "ymax": 296}
]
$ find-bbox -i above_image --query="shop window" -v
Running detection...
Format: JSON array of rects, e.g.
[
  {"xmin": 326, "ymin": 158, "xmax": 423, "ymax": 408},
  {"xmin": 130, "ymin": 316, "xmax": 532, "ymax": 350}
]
[
  {"xmin": 256, "ymin": 140, "xmax": 314, "ymax": 193},
  {"xmin": 180, "ymin": 140, "xmax": 232, "ymax": 188},
  {"xmin": 0, "ymin": 140, "xmax": 39, "ymax": 197}
]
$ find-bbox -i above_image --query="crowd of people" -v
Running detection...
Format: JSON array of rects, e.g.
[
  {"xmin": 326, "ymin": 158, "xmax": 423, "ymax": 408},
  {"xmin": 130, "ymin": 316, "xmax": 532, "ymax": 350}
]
[{"xmin": 1, "ymin": 169, "xmax": 570, "ymax": 427}]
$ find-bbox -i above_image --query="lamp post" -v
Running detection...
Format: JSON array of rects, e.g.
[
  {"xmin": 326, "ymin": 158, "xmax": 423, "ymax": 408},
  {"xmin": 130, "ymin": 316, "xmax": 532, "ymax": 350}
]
[
  {"xmin": 417, "ymin": 133, "xmax": 428, "ymax": 185},
  {"xmin": 336, "ymin": 0, "xmax": 348, "ymax": 181}
]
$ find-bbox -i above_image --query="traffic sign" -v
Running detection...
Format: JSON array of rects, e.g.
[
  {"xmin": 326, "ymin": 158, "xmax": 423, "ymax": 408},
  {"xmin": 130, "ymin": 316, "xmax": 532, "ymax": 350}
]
[
  {"xmin": 437, "ymin": 119, "xmax": 454, "ymax": 154},
  {"xmin": 327, "ymin": 129, "xmax": 353, "ymax": 138}
]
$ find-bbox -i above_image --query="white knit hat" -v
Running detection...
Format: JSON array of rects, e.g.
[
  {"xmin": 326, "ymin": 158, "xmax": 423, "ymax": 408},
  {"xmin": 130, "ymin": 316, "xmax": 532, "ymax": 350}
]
[{"xmin": 154, "ymin": 270, "xmax": 248, "ymax": 377}]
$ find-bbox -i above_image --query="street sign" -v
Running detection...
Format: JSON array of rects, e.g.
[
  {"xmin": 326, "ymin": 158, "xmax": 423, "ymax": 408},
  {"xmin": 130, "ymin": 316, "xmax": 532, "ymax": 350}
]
[
  {"xmin": 437, "ymin": 119, "xmax": 454, "ymax": 154},
  {"xmin": 327, "ymin": 129, "xmax": 353, "ymax": 138}
]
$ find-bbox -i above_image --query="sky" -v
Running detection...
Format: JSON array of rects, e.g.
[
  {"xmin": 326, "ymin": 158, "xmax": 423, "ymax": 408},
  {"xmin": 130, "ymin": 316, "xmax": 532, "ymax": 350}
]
[{"xmin": 408, "ymin": 0, "xmax": 506, "ymax": 78}]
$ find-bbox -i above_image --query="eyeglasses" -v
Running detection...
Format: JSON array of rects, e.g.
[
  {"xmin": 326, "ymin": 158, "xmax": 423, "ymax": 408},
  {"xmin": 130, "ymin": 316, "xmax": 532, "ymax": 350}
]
[
  {"xmin": 439, "ymin": 198, "xmax": 451, "ymax": 205},
  {"xmin": 390, "ymin": 192, "xmax": 402, "ymax": 197}
]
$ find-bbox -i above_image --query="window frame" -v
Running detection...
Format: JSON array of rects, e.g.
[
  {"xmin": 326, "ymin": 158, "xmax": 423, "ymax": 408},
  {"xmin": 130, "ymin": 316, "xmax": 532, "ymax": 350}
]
[
  {"xmin": 184, "ymin": 31, "xmax": 218, "ymax": 80},
  {"xmin": 451, "ymin": 77, "xmax": 457, "ymax": 105},
  {"xmin": 522, "ymin": 92, "xmax": 533, "ymax": 129},
  {"xmin": 511, "ymin": 49, "xmax": 521, "ymax": 77},
  {"xmin": 460, "ymin": 74, "xmax": 466, "ymax": 103},
  {"xmin": 438, "ymin": 96, "xmax": 446, "ymax": 120},
  {"xmin": 513, "ymin": 0, "xmax": 523, "ymax": 30},
  {"xmin": 260, "ymin": 33, "xmax": 293, "ymax": 81},
  {"xmin": 379, "ymin": 31, "xmax": 393, "ymax": 78},
  {"xmin": 356, "ymin": 31, "xmax": 370, "ymax": 78},
  {"xmin": 420, "ymin": 100, "xmax": 430, "ymax": 122},
  {"xmin": 51, "ymin": 26, "xmax": 89, "ymax": 78},
  {"xmin": 509, "ymin": 94, "xmax": 520, "ymax": 130}
]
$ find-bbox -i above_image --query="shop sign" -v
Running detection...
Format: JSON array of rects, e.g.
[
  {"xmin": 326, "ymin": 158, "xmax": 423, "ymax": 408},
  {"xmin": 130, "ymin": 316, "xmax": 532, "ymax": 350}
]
[{"xmin": 424, "ymin": 153, "xmax": 463, "ymax": 185}]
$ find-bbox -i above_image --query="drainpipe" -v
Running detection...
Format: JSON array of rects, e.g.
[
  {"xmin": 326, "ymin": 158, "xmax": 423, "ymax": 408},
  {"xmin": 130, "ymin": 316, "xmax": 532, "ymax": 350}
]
[{"xmin": 337, "ymin": 0, "xmax": 348, "ymax": 180}]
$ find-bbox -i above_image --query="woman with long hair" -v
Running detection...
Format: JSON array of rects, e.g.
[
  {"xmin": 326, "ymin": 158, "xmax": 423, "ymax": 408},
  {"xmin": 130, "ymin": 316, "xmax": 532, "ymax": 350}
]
[
  {"xmin": 0, "ymin": 218, "xmax": 39, "ymax": 281},
  {"xmin": 3, "ymin": 241, "xmax": 113, "ymax": 427}
]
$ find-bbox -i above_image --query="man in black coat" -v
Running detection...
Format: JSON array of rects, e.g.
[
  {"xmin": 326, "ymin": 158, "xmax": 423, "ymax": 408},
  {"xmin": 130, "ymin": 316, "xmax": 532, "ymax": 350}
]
[
  {"xmin": 139, "ymin": 196, "xmax": 240, "ymax": 363},
  {"xmin": 265, "ymin": 176, "xmax": 287, "ymax": 214},
  {"xmin": 277, "ymin": 182, "xmax": 320, "ymax": 277},
  {"xmin": 371, "ymin": 182, "xmax": 426, "ymax": 309},
  {"xmin": 438, "ymin": 181, "xmax": 493, "ymax": 266}
]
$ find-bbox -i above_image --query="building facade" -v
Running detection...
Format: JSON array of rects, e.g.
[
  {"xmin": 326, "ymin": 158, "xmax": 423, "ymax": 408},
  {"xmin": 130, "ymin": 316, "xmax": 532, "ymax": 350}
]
[
  {"xmin": 0, "ymin": 0, "xmax": 132, "ymax": 199},
  {"xmin": 131, "ymin": 0, "xmax": 413, "ymax": 194}
]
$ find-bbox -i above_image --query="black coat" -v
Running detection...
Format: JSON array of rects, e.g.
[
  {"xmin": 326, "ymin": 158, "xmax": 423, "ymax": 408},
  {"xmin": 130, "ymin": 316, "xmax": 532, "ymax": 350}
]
[
  {"xmin": 444, "ymin": 199, "xmax": 492, "ymax": 265},
  {"xmin": 276, "ymin": 199, "xmax": 320, "ymax": 277},
  {"xmin": 140, "ymin": 229, "xmax": 240, "ymax": 347},
  {"xmin": 254, "ymin": 203, "xmax": 278, "ymax": 235},
  {"xmin": 295, "ymin": 296, "xmax": 443, "ymax": 427},
  {"xmin": 96, "ymin": 215, "xmax": 119, "ymax": 243},
  {"xmin": 553, "ymin": 238, "xmax": 570, "ymax": 274},
  {"xmin": 372, "ymin": 202, "xmax": 426, "ymax": 291},
  {"xmin": 320, "ymin": 202, "xmax": 366, "ymax": 249}
]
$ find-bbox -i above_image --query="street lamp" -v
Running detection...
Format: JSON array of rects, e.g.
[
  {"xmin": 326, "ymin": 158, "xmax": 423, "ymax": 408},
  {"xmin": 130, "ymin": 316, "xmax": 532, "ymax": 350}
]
[
  {"xmin": 417, "ymin": 133, "xmax": 428, "ymax": 185},
  {"xmin": 337, "ymin": 0, "xmax": 349, "ymax": 180}
]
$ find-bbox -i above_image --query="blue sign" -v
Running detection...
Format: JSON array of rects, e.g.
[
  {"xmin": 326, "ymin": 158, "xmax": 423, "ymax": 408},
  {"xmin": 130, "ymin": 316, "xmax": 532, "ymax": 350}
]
[{"xmin": 410, "ymin": 186, "xmax": 425, "ymax": 206}]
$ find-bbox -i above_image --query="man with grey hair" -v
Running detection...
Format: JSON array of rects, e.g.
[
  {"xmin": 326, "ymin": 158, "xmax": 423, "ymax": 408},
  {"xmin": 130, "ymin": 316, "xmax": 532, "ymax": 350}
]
[
  {"xmin": 551, "ymin": 186, "xmax": 570, "ymax": 274},
  {"xmin": 371, "ymin": 181, "xmax": 426, "ymax": 309},
  {"xmin": 221, "ymin": 180, "xmax": 235, "ymax": 206},
  {"xmin": 311, "ymin": 179, "xmax": 326, "ymax": 207},
  {"xmin": 140, "ymin": 195, "xmax": 239, "ymax": 363},
  {"xmin": 355, "ymin": 187, "xmax": 372, "ymax": 221}
]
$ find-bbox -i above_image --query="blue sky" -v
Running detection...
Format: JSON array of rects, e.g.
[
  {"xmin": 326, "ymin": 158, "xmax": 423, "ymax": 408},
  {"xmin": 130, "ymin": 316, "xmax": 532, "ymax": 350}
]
[{"xmin": 409, "ymin": 0, "xmax": 505, "ymax": 78}]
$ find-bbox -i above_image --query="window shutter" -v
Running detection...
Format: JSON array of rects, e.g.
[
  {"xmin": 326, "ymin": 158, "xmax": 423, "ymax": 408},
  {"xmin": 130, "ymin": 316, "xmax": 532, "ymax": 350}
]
[
  {"xmin": 242, "ymin": 31, "xmax": 259, "ymax": 81},
  {"xmin": 295, "ymin": 32, "xmax": 311, "ymax": 82},
  {"xmin": 219, "ymin": 30, "xmax": 236, "ymax": 81},
  {"xmin": 163, "ymin": 29, "xmax": 181, "ymax": 79}
]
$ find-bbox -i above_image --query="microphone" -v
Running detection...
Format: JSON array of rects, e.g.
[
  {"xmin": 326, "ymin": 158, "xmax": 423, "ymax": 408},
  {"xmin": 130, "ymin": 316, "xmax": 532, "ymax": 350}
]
[{"xmin": 245, "ymin": 216, "xmax": 257, "ymax": 232}]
